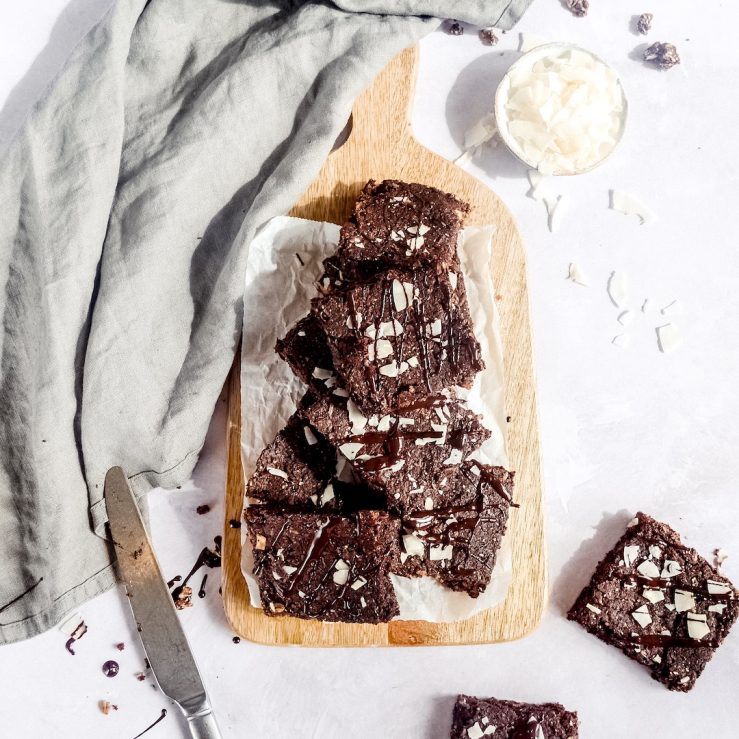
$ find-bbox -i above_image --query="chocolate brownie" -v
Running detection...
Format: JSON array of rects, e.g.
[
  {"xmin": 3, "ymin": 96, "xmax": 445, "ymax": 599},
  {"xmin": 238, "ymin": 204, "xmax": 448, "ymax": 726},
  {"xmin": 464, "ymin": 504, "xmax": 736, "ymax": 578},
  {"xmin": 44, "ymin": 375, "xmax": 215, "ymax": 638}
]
[
  {"xmin": 312, "ymin": 264, "xmax": 484, "ymax": 412},
  {"xmin": 450, "ymin": 695, "xmax": 579, "ymax": 739},
  {"xmin": 568, "ymin": 512, "xmax": 739, "ymax": 691},
  {"xmin": 396, "ymin": 461, "xmax": 513, "ymax": 597},
  {"xmin": 317, "ymin": 179, "xmax": 468, "ymax": 288},
  {"xmin": 245, "ymin": 414, "xmax": 336, "ymax": 510},
  {"xmin": 275, "ymin": 314, "xmax": 334, "ymax": 388},
  {"xmin": 298, "ymin": 390, "xmax": 491, "ymax": 513},
  {"xmin": 245, "ymin": 508, "xmax": 400, "ymax": 623}
]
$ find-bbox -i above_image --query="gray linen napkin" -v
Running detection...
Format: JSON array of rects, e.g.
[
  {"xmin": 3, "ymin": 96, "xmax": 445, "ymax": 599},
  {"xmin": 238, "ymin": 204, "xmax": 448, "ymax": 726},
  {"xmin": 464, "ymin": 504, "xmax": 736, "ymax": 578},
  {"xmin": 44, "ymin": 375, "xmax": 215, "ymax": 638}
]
[{"xmin": 0, "ymin": 0, "xmax": 532, "ymax": 644}]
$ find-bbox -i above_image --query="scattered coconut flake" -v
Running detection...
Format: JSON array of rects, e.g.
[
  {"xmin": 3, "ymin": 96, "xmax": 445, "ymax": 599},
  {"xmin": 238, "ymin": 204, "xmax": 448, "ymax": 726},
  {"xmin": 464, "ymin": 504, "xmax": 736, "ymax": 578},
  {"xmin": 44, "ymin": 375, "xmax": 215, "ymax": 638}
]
[
  {"xmin": 632, "ymin": 604, "xmax": 652, "ymax": 628},
  {"xmin": 714, "ymin": 548, "xmax": 729, "ymax": 568},
  {"xmin": 686, "ymin": 612, "xmax": 710, "ymax": 640},
  {"xmin": 546, "ymin": 194, "xmax": 569, "ymax": 233},
  {"xmin": 607, "ymin": 271, "xmax": 629, "ymax": 308},
  {"xmin": 610, "ymin": 190, "xmax": 656, "ymax": 225},
  {"xmin": 429, "ymin": 544, "xmax": 453, "ymax": 561},
  {"xmin": 642, "ymin": 588, "xmax": 664, "ymax": 604},
  {"xmin": 267, "ymin": 468, "xmax": 288, "ymax": 479},
  {"xmin": 392, "ymin": 279, "xmax": 409, "ymax": 311},
  {"xmin": 623, "ymin": 545, "xmax": 640, "ymax": 567},
  {"xmin": 657, "ymin": 323, "xmax": 683, "ymax": 353},
  {"xmin": 464, "ymin": 113, "xmax": 498, "ymax": 149},
  {"xmin": 339, "ymin": 443, "xmax": 364, "ymax": 460},
  {"xmin": 312, "ymin": 367, "xmax": 334, "ymax": 380},
  {"xmin": 402, "ymin": 534, "xmax": 425, "ymax": 557},
  {"xmin": 567, "ymin": 262, "xmax": 589, "ymax": 286},
  {"xmin": 519, "ymin": 32, "xmax": 548, "ymax": 53},
  {"xmin": 303, "ymin": 426, "xmax": 318, "ymax": 446},
  {"xmin": 527, "ymin": 169, "xmax": 558, "ymax": 202},
  {"xmin": 661, "ymin": 560, "xmax": 682, "ymax": 578},
  {"xmin": 636, "ymin": 559, "xmax": 660, "ymax": 578},
  {"xmin": 641, "ymin": 298, "xmax": 652, "ymax": 314},
  {"xmin": 706, "ymin": 580, "xmax": 732, "ymax": 595},
  {"xmin": 617, "ymin": 310, "xmax": 634, "ymax": 326},
  {"xmin": 586, "ymin": 603, "xmax": 601, "ymax": 614},
  {"xmin": 674, "ymin": 590, "xmax": 696, "ymax": 613},
  {"xmin": 709, "ymin": 604, "xmax": 727, "ymax": 614}
]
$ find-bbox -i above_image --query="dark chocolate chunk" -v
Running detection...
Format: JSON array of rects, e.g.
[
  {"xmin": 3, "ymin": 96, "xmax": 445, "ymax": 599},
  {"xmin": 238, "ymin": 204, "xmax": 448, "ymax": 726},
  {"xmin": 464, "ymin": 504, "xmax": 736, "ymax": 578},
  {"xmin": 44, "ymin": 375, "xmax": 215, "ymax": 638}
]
[
  {"xmin": 298, "ymin": 390, "xmax": 490, "ymax": 514},
  {"xmin": 643, "ymin": 41, "xmax": 680, "ymax": 70},
  {"xmin": 245, "ymin": 508, "xmax": 400, "ymax": 623},
  {"xmin": 478, "ymin": 28, "xmax": 499, "ymax": 46},
  {"xmin": 566, "ymin": 0, "xmax": 589, "ymax": 18},
  {"xmin": 246, "ymin": 413, "xmax": 336, "ymax": 510},
  {"xmin": 312, "ymin": 265, "xmax": 483, "ymax": 412},
  {"xmin": 318, "ymin": 180, "xmax": 468, "ymax": 288},
  {"xmin": 450, "ymin": 694, "xmax": 579, "ymax": 738},
  {"xmin": 568, "ymin": 512, "xmax": 739, "ymax": 691},
  {"xmin": 396, "ymin": 461, "xmax": 513, "ymax": 597},
  {"xmin": 636, "ymin": 12, "xmax": 653, "ymax": 35},
  {"xmin": 446, "ymin": 20, "xmax": 464, "ymax": 36}
]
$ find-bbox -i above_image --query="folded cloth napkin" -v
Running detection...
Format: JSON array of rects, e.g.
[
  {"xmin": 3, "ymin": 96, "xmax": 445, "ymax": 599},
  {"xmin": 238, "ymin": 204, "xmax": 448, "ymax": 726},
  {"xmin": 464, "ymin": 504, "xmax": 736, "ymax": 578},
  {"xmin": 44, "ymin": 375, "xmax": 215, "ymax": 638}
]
[{"xmin": 0, "ymin": 0, "xmax": 532, "ymax": 644}]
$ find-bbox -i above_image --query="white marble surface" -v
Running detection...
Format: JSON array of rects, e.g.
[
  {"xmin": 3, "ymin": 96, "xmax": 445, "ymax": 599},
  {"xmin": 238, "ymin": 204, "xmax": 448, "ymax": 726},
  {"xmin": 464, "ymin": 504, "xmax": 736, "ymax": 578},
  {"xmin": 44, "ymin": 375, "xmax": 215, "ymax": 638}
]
[{"xmin": 2, "ymin": 2, "xmax": 739, "ymax": 737}]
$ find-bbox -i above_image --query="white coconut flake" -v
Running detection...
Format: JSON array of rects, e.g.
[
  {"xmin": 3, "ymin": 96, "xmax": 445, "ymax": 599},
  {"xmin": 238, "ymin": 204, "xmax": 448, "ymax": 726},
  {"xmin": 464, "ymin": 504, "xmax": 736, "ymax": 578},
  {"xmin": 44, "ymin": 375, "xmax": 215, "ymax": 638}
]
[
  {"xmin": 660, "ymin": 299, "xmax": 682, "ymax": 316},
  {"xmin": 623, "ymin": 545, "xmax": 640, "ymax": 567},
  {"xmin": 448, "ymin": 271, "xmax": 458, "ymax": 291},
  {"xmin": 567, "ymin": 262, "xmax": 589, "ymax": 286},
  {"xmin": 464, "ymin": 113, "xmax": 498, "ymax": 149},
  {"xmin": 642, "ymin": 588, "xmax": 664, "ymax": 604},
  {"xmin": 706, "ymin": 580, "xmax": 731, "ymax": 595},
  {"xmin": 429, "ymin": 544, "xmax": 453, "ymax": 561},
  {"xmin": 610, "ymin": 190, "xmax": 656, "ymax": 225},
  {"xmin": 687, "ymin": 612, "xmax": 711, "ymax": 640},
  {"xmin": 443, "ymin": 448, "xmax": 464, "ymax": 466},
  {"xmin": 661, "ymin": 560, "xmax": 683, "ymax": 578},
  {"xmin": 312, "ymin": 367, "xmax": 334, "ymax": 380},
  {"xmin": 612, "ymin": 334, "xmax": 630, "ymax": 348},
  {"xmin": 586, "ymin": 603, "xmax": 601, "ymax": 614},
  {"xmin": 339, "ymin": 443, "xmax": 364, "ymax": 460},
  {"xmin": 347, "ymin": 399, "xmax": 368, "ymax": 434},
  {"xmin": 402, "ymin": 534, "xmax": 425, "ymax": 557},
  {"xmin": 303, "ymin": 426, "xmax": 319, "ymax": 446},
  {"xmin": 636, "ymin": 559, "xmax": 660, "ymax": 578},
  {"xmin": 607, "ymin": 271, "xmax": 628, "ymax": 308},
  {"xmin": 351, "ymin": 576, "xmax": 367, "ymax": 591},
  {"xmin": 527, "ymin": 169, "xmax": 558, "ymax": 202},
  {"xmin": 267, "ymin": 468, "xmax": 288, "ymax": 479},
  {"xmin": 631, "ymin": 604, "xmax": 652, "ymax": 628},
  {"xmin": 320, "ymin": 483, "xmax": 335, "ymax": 506},
  {"xmin": 709, "ymin": 604, "xmax": 727, "ymax": 614},
  {"xmin": 392, "ymin": 279, "xmax": 409, "ymax": 311},
  {"xmin": 674, "ymin": 590, "xmax": 696, "ymax": 613},
  {"xmin": 657, "ymin": 323, "xmax": 683, "ymax": 353},
  {"xmin": 467, "ymin": 722, "xmax": 485, "ymax": 739},
  {"xmin": 546, "ymin": 194, "xmax": 568, "ymax": 233}
]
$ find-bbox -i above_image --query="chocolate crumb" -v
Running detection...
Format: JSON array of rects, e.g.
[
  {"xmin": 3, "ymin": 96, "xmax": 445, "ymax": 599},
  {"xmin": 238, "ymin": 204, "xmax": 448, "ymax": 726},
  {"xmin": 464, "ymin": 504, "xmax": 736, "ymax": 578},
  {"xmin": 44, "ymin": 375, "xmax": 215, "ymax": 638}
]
[
  {"xmin": 643, "ymin": 41, "xmax": 680, "ymax": 70},
  {"xmin": 136, "ymin": 672, "xmax": 146, "ymax": 681},
  {"xmin": 99, "ymin": 700, "xmax": 119, "ymax": 715},
  {"xmin": 228, "ymin": 519, "xmax": 242, "ymax": 529},
  {"xmin": 506, "ymin": 416, "xmax": 512, "ymax": 423},
  {"xmin": 196, "ymin": 504, "xmax": 211, "ymax": 515},
  {"xmin": 446, "ymin": 20, "xmax": 463, "ymax": 36},
  {"xmin": 102, "ymin": 660, "xmax": 120, "ymax": 677},
  {"xmin": 637, "ymin": 13, "xmax": 653, "ymax": 35},
  {"xmin": 232, "ymin": 636, "xmax": 241, "ymax": 644},
  {"xmin": 478, "ymin": 28, "xmax": 498, "ymax": 46},
  {"xmin": 115, "ymin": 642, "xmax": 125, "ymax": 651},
  {"xmin": 567, "ymin": 0, "xmax": 589, "ymax": 17},
  {"xmin": 65, "ymin": 620, "xmax": 88, "ymax": 655},
  {"xmin": 174, "ymin": 585, "xmax": 193, "ymax": 610}
]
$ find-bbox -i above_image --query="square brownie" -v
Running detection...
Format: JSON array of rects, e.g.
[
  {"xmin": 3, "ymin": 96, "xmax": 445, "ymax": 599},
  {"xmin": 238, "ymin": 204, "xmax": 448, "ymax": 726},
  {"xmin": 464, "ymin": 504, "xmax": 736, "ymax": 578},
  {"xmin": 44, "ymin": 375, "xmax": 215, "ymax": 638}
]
[
  {"xmin": 245, "ymin": 414, "xmax": 336, "ymax": 510},
  {"xmin": 244, "ymin": 508, "xmax": 400, "ymax": 623},
  {"xmin": 274, "ymin": 314, "xmax": 335, "ymax": 389},
  {"xmin": 298, "ymin": 390, "xmax": 491, "ymax": 514},
  {"xmin": 450, "ymin": 695, "xmax": 579, "ymax": 739},
  {"xmin": 396, "ymin": 461, "xmax": 513, "ymax": 598},
  {"xmin": 318, "ymin": 179, "xmax": 468, "ymax": 288},
  {"xmin": 568, "ymin": 512, "xmax": 739, "ymax": 691},
  {"xmin": 312, "ymin": 264, "xmax": 483, "ymax": 412}
]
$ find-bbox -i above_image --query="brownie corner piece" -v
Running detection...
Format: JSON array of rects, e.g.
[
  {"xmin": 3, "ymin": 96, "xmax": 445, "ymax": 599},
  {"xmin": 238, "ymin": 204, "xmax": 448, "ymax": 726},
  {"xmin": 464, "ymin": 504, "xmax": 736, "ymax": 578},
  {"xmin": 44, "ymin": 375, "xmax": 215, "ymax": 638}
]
[
  {"xmin": 567, "ymin": 511, "xmax": 739, "ymax": 692},
  {"xmin": 274, "ymin": 314, "xmax": 335, "ymax": 389},
  {"xmin": 450, "ymin": 694, "xmax": 579, "ymax": 738},
  {"xmin": 245, "ymin": 508, "xmax": 400, "ymax": 624}
]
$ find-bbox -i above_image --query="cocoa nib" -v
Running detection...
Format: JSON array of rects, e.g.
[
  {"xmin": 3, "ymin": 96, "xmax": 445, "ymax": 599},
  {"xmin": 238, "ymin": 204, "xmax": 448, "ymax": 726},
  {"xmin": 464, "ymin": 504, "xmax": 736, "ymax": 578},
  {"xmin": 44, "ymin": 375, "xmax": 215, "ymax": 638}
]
[
  {"xmin": 478, "ymin": 28, "xmax": 498, "ymax": 46},
  {"xmin": 446, "ymin": 20, "xmax": 463, "ymax": 36},
  {"xmin": 644, "ymin": 41, "xmax": 680, "ymax": 70}
]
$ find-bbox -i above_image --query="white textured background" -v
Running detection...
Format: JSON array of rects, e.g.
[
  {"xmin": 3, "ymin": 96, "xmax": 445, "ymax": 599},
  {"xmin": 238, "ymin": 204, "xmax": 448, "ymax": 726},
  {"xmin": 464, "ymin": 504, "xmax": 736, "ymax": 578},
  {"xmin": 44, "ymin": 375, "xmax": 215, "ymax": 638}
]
[{"xmin": 1, "ymin": 1, "xmax": 738, "ymax": 737}]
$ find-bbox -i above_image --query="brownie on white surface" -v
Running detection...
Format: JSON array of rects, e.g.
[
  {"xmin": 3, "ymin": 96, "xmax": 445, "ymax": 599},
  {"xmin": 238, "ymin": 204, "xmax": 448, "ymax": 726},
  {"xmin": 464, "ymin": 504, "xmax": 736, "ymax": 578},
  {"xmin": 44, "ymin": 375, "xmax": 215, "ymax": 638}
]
[
  {"xmin": 244, "ymin": 508, "xmax": 400, "ymax": 623},
  {"xmin": 450, "ymin": 694, "xmax": 579, "ymax": 739},
  {"xmin": 568, "ymin": 512, "xmax": 739, "ymax": 691},
  {"xmin": 245, "ymin": 414, "xmax": 336, "ymax": 510},
  {"xmin": 396, "ymin": 461, "xmax": 514, "ymax": 598},
  {"xmin": 317, "ymin": 179, "xmax": 468, "ymax": 289},
  {"xmin": 312, "ymin": 264, "xmax": 484, "ymax": 412},
  {"xmin": 274, "ymin": 314, "xmax": 334, "ymax": 389},
  {"xmin": 297, "ymin": 389, "xmax": 491, "ymax": 514}
]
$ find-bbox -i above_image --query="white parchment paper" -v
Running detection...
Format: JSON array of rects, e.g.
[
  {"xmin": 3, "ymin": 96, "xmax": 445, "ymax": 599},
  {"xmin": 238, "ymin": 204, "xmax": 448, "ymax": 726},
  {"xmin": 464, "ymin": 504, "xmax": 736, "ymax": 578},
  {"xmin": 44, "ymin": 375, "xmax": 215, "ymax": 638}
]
[{"xmin": 240, "ymin": 216, "xmax": 511, "ymax": 623}]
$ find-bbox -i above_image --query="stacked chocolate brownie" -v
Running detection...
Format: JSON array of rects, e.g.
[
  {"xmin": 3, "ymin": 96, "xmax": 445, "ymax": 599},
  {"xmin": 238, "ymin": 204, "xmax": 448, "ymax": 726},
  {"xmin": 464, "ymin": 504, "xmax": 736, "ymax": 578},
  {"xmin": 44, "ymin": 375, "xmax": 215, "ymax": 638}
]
[{"xmin": 245, "ymin": 180, "xmax": 515, "ymax": 623}]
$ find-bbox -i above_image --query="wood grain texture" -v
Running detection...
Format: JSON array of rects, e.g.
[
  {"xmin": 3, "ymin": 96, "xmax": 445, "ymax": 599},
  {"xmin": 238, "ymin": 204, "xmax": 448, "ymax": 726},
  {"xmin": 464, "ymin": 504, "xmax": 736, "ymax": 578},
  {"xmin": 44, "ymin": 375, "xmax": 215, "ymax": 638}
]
[{"xmin": 222, "ymin": 45, "xmax": 546, "ymax": 646}]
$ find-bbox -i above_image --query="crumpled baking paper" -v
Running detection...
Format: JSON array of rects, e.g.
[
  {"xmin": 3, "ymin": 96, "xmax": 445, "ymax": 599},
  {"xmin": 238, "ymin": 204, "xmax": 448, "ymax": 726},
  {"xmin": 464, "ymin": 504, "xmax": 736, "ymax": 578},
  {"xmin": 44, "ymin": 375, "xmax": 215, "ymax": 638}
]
[{"xmin": 240, "ymin": 215, "xmax": 511, "ymax": 623}]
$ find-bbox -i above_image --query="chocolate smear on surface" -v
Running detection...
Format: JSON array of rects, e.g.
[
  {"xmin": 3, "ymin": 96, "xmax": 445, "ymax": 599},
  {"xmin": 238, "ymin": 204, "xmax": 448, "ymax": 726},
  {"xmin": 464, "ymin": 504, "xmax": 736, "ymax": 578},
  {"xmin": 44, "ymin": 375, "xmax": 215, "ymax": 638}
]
[
  {"xmin": 170, "ymin": 537, "xmax": 222, "ymax": 607},
  {"xmin": 132, "ymin": 709, "xmax": 168, "ymax": 739},
  {"xmin": 65, "ymin": 620, "xmax": 88, "ymax": 655}
]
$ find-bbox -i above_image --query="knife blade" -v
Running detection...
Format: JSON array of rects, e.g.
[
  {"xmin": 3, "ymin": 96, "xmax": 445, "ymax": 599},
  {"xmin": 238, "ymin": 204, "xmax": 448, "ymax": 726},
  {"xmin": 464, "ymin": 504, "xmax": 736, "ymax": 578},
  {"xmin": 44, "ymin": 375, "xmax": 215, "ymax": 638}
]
[{"xmin": 105, "ymin": 466, "xmax": 223, "ymax": 739}]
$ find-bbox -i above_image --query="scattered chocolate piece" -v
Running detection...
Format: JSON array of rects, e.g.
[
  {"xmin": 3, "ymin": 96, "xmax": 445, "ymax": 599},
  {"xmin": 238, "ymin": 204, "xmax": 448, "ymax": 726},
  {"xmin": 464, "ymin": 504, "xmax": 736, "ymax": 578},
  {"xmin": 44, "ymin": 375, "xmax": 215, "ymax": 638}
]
[
  {"xmin": 115, "ymin": 642, "xmax": 125, "ymax": 651},
  {"xmin": 135, "ymin": 672, "xmax": 146, "ymax": 681},
  {"xmin": 567, "ymin": 0, "xmax": 589, "ymax": 17},
  {"xmin": 196, "ymin": 504, "xmax": 211, "ymax": 515},
  {"xmin": 232, "ymin": 636, "xmax": 241, "ymax": 644},
  {"xmin": 637, "ymin": 12, "xmax": 653, "ymax": 35},
  {"xmin": 228, "ymin": 519, "xmax": 242, "ymax": 529},
  {"xmin": 450, "ymin": 695, "xmax": 579, "ymax": 738},
  {"xmin": 446, "ymin": 20, "xmax": 463, "ymax": 36},
  {"xmin": 133, "ymin": 709, "xmax": 168, "ymax": 739},
  {"xmin": 478, "ymin": 28, "xmax": 498, "ymax": 46},
  {"xmin": 245, "ymin": 508, "xmax": 400, "ymax": 623},
  {"xmin": 173, "ymin": 585, "xmax": 193, "ymax": 610},
  {"xmin": 99, "ymin": 700, "xmax": 119, "ymax": 715},
  {"xmin": 568, "ymin": 512, "xmax": 739, "ymax": 691},
  {"xmin": 102, "ymin": 660, "xmax": 120, "ymax": 677},
  {"xmin": 64, "ymin": 620, "xmax": 88, "ymax": 655},
  {"xmin": 643, "ymin": 41, "xmax": 680, "ymax": 70}
]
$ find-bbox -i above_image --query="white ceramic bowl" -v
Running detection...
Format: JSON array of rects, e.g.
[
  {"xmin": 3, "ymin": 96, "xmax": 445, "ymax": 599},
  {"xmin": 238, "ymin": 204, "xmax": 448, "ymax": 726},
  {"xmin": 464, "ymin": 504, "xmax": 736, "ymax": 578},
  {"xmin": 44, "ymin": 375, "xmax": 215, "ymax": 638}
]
[{"xmin": 494, "ymin": 42, "xmax": 629, "ymax": 176}]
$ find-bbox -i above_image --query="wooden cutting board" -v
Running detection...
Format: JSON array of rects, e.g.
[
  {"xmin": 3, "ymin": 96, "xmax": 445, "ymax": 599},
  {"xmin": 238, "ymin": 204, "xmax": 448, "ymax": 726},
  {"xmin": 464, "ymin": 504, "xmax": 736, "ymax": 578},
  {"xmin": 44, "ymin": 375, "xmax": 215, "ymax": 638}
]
[{"xmin": 221, "ymin": 45, "xmax": 546, "ymax": 646}]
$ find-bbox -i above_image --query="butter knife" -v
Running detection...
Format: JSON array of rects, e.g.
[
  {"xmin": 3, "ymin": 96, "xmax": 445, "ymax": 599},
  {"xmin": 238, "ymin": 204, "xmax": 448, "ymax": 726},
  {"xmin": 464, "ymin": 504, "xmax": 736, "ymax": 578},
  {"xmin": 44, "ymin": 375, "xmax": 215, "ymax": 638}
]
[{"xmin": 105, "ymin": 467, "xmax": 223, "ymax": 739}]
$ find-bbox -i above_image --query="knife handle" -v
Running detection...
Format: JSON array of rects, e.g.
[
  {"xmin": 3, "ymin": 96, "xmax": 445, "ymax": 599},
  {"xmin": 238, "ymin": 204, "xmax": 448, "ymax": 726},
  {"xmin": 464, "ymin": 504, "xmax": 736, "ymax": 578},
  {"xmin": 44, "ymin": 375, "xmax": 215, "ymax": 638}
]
[{"xmin": 186, "ymin": 708, "xmax": 223, "ymax": 739}]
